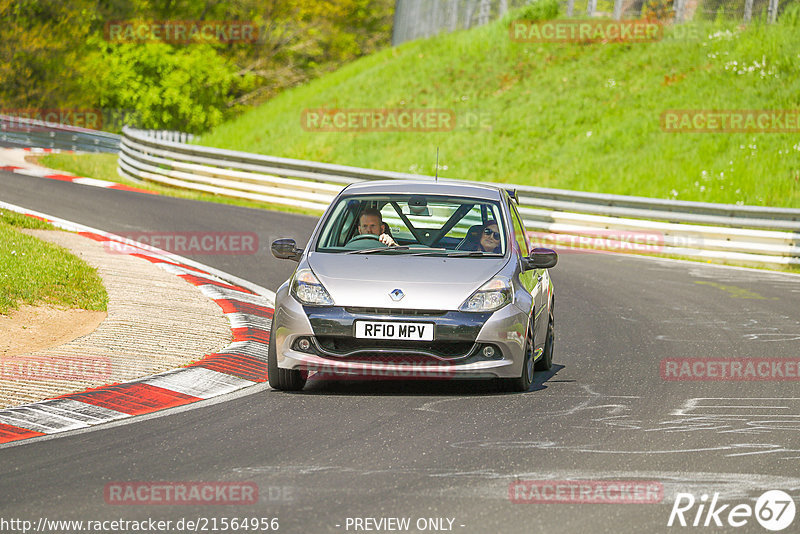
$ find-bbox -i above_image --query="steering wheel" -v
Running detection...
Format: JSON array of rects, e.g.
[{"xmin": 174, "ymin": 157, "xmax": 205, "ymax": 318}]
[
  {"xmin": 344, "ymin": 233, "xmax": 385, "ymax": 250},
  {"xmin": 348, "ymin": 233, "xmax": 381, "ymax": 243}
]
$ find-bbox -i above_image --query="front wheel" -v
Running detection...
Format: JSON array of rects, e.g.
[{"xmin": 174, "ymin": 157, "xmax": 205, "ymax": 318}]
[
  {"xmin": 497, "ymin": 317, "xmax": 535, "ymax": 392},
  {"xmin": 268, "ymin": 321, "xmax": 307, "ymax": 391},
  {"xmin": 535, "ymin": 300, "xmax": 554, "ymax": 372}
]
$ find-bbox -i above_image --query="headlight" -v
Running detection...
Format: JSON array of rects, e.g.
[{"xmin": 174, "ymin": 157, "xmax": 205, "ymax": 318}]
[
  {"xmin": 291, "ymin": 268, "xmax": 334, "ymax": 306},
  {"xmin": 459, "ymin": 277, "xmax": 512, "ymax": 312}
]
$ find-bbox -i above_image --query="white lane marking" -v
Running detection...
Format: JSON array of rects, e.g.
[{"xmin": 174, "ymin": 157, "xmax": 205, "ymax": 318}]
[
  {"xmin": 13, "ymin": 168, "xmax": 55, "ymax": 177},
  {"xmin": 223, "ymin": 341, "xmax": 269, "ymax": 360},
  {"xmin": 0, "ymin": 398, "xmax": 130, "ymax": 433},
  {"xmin": 142, "ymin": 367, "xmax": 256, "ymax": 399},
  {"xmin": 725, "ymin": 447, "xmax": 794, "ymax": 457},
  {"xmin": 448, "ymin": 440, "xmax": 800, "ymax": 459},
  {"xmin": 618, "ymin": 252, "xmax": 800, "ymax": 280},
  {"xmin": 742, "ymin": 333, "xmax": 800, "ymax": 341},
  {"xmin": 424, "ymin": 387, "xmax": 800, "ymax": 459},
  {"xmin": 72, "ymin": 177, "xmax": 114, "ymax": 188},
  {"xmin": 198, "ymin": 284, "xmax": 275, "ymax": 308},
  {"xmin": 0, "ymin": 410, "xmax": 88, "ymax": 433},
  {"xmin": 653, "ymin": 309, "xmax": 800, "ymax": 342},
  {"xmin": 0, "ymin": 382, "xmax": 271, "ymax": 450},
  {"xmin": 35, "ymin": 398, "xmax": 129, "ymax": 423},
  {"xmin": 226, "ymin": 313, "xmax": 272, "ymax": 332},
  {"xmin": 673, "ymin": 397, "xmax": 800, "ymax": 419},
  {"xmin": 417, "ymin": 384, "xmax": 639, "ymax": 415},
  {"xmin": 157, "ymin": 263, "xmax": 227, "ymax": 283}
]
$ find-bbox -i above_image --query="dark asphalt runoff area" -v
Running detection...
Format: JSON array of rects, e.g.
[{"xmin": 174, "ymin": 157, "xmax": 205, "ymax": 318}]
[{"xmin": 1, "ymin": 169, "xmax": 800, "ymax": 534}]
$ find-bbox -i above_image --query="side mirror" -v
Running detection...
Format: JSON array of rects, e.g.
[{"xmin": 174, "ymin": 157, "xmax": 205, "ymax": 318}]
[
  {"xmin": 522, "ymin": 247, "xmax": 558, "ymax": 271},
  {"xmin": 271, "ymin": 238, "xmax": 303, "ymax": 261}
]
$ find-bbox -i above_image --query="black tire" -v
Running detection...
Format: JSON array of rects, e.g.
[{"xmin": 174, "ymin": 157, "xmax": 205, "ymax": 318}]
[
  {"xmin": 268, "ymin": 321, "xmax": 307, "ymax": 391},
  {"xmin": 498, "ymin": 317, "xmax": 535, "ymax": 392},
  {"xmin": 535, "ymin": 300, "xmax": 555, "ymax": 372}
]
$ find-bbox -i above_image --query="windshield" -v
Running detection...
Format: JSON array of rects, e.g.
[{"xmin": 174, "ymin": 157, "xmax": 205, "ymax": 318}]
[{"xmin": 315, "ymin": 194, "xmax": 507, "ymax": 256}]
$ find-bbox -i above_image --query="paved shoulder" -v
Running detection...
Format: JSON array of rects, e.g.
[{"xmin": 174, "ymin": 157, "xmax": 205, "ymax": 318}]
[{"xmin": 0, "ymin": 216, "xmax": 275, "ymax": 446}]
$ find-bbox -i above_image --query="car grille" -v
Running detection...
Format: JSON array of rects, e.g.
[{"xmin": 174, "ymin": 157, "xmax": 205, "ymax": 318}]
[
  {"xmin": 343, "ymin": 307, "xmax": 447, "ymax": 317},
  {"xmin": 321, "ymin": 353, "xmax": 449, "ymax": 365},
  {"xmin": 315, "ymin": 336, "xmax": 475, "ymax": 359}
]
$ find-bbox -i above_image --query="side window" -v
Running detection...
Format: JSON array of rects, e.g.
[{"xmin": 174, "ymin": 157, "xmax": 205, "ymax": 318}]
[
  {"xmin": 338, "ymin": 208, "xmax": 357, "ymax": 246},
  {"xmin": 318, "ymin": 201, "xmax": 349, "ymax": 248},
  {"xmin": 509, "ymin": 202, "xmax": 529, "ymax": 256}
]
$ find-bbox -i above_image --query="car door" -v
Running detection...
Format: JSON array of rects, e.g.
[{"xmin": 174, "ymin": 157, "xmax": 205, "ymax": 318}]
[{"xmin": 509, "ymin": 200, "xmax": 546, "ymax": 352}]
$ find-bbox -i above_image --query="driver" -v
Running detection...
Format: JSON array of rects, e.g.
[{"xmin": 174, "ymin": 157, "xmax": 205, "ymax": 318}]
[{"xmin": 357, "ymin": 208, "xmax": 397, "ymax": 247}]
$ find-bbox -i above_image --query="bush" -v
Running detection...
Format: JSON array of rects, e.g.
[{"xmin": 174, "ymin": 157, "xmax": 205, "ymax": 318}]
[
  {"xmin": 81, "ymin": 38, "xmax": 252, "ymax": 133},
  {"xmin": 643, "ymin": 0, "xmax": 675, "ymax": 21},
  {"xmin": 507, "ymin": 0, "xmax": 561, "ymax": 23}
]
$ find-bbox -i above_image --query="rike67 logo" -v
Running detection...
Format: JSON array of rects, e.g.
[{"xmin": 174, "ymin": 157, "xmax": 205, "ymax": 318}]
[{"xmin": 668, "ymin": 491, "xmax": 796, "ymax": 531}]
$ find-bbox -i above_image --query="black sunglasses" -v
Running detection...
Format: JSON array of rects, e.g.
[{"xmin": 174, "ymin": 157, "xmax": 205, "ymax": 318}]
[{"xmin": 483, "ymin": 228, "xmax": 501, "ymax": 240}]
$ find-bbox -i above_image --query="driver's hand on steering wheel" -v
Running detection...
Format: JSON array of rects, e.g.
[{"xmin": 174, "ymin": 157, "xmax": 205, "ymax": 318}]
[{"xmin": 379, "ymin": 233, "xmax": 397, "ymax": 247}]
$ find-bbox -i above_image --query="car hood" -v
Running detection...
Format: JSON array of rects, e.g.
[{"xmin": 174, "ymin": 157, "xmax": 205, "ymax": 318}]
[{"xmin": 307, "ymin": 252, "xmax": 508, "ymax": 310}]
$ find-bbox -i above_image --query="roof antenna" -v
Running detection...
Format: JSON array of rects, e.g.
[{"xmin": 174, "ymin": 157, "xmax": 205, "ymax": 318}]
[{"xmin": 435, "ymin": 147, "xmax": 439, "ymax": 183}]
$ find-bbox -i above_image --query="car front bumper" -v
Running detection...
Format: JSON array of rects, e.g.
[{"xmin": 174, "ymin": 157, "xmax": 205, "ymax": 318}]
[{"xmin": 272, "ymin": 285, "xmax": 529, "ymax": 379}]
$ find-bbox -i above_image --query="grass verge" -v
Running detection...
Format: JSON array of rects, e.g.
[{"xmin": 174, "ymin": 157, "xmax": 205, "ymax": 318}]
[{"xmin": 0, "ymin": 209, "xmax": 108, "ymax": 315}]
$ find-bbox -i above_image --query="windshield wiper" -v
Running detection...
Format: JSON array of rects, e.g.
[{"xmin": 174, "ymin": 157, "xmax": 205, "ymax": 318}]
[
  {"xmin": 441, "ymin": 250, "xmax": 495, "ymax": 257},
  {"xmin": 347, "ymin": 246, "xmax": 455, "ymax": 255},
  {"xmin": 400, "ymin": 249, "xmax": 490, "ymax": 257},
  {"xmin": 346, "ymin": 246, "xmax": 413, "ymax": 254},
  {"xmin": 404, "ymin": 248, "xmax": 451, "ymax": 256}
]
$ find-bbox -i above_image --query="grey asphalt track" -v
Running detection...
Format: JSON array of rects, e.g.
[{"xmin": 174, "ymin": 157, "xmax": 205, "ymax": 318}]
[{"xmin": 2, "ymin": 169, "xmax": 800, "ymax": 534}]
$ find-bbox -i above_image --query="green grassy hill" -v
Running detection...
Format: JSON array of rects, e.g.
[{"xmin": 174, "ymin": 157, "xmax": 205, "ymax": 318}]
[{"xmin": 198, "ymin": 4, "xmax": 800, "ymax": 208}]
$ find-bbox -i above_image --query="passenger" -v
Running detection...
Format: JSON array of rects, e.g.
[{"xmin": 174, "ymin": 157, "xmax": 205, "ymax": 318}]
[{"xmin": 477, "ymin": 220, "xmax": 502, "ymax": 253}]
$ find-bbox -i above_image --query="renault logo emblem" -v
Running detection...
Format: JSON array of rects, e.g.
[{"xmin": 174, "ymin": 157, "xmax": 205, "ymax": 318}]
[{"xmin": 389, "ymin": 288, "xmax": 405, "ymax": 301}]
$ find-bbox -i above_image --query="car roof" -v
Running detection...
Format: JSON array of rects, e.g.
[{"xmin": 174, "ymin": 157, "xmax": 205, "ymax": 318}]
[{"xmin": 341, "ymin": 179, "xmax": 506, "ymax": 201}]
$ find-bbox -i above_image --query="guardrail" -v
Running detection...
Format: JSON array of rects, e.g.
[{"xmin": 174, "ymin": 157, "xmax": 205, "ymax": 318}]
[
  {"xmin": 119, "ymin": 126, "xmax": 800, "ymax": 266},
  {"xmin": 0, "ymin": 114, "xmax": 120, "ymax": 153}
]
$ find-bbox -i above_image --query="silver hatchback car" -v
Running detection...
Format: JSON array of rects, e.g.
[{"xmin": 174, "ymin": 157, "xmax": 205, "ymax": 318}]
[{"xmin": 269, "ymin": 180, "xmax": 557, "ymax": 391}]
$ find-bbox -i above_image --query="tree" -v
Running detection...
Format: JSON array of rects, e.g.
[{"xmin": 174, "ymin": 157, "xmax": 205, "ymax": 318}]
[{"xmin": 0, "ymin": 0, "xmax": 96, "ymax": 109}]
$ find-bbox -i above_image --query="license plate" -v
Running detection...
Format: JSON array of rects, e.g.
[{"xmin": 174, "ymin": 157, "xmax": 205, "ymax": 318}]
[{"xmin": 354, "ymin": 321, "xmax": 434, "ymax": 341}]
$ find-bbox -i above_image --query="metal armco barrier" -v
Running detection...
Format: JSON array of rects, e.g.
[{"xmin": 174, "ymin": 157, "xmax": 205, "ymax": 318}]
[
  {"xmin": 0, "ymin": 114, "xmax": 120, "ymax": 153},
  {"xmin": 119, "ymin": 126, "xmax": 800, "ymax": 266}
]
